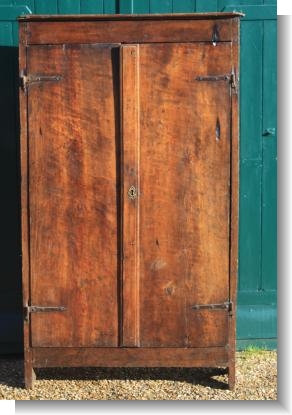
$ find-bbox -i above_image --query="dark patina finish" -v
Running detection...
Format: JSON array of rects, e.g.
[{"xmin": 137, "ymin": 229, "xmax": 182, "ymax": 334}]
[{"xmin": 19, "ymin": 13, "xmax": 240, "ymax": 389}]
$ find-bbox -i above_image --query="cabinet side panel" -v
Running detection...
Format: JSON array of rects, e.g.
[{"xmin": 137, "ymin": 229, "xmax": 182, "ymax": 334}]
[
  {"xmin": 228, "ymin": 18, "xmax": 240, "ymax": 378},
  {"xmin": 27, "ymin": 44, "xmax": 120, "ymax": 347},
  {"xmin": 19, "ymin": 22, "xmax": 33, "ymax": 384}
]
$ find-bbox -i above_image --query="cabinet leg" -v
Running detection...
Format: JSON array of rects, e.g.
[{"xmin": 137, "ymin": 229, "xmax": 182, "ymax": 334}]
[
  {"xmin": 24, "ymin": 359, "xmax": 36, "ymax": 389},
  {"xmin": 228, "ymin": 364, "xmax": 235, "ymax": 390}
]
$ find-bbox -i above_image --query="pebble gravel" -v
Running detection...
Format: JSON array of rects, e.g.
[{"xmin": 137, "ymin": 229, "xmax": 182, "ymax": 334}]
[{"xmin": 0, "ymin": 351, "xmax": 276, "ymax": 400}]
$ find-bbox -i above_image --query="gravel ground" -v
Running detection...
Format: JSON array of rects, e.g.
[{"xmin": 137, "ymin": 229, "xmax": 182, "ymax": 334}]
[{"xmin": 0, "ymin": 351, "xmax": 276, "ymax": 400}]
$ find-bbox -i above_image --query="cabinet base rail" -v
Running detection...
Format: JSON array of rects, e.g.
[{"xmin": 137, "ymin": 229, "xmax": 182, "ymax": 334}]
[{"xmin": 24, "ymin": 346, "xmax": 235, "ymax": 390}]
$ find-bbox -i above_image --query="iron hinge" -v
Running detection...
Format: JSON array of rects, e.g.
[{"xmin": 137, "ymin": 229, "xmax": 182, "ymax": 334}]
[
  {"xmin": 191, "ymin": 301, "xmax": 233, "ymax": 312},
  {"xmin": 196, "ymin": 70, "xmax": 237, "ymax": 92},
  {"xmin": 24, "ymin": 305, "xmax": 66, "ymax": 321},
  {"xmin": 20, "ymin": 71, "xmax": 62, "ymax": 94},
  {"xmin": 230, "ymin": 70, "xmax": 237, "ymax": 90}
]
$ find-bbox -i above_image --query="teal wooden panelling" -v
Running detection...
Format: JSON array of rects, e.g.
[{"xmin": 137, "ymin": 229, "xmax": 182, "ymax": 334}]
[
  {"xmin": 238, "ymin": 20, "xmax": 263, "ymax": 298},
  {"xmin": 0, "ymin": 1, "xmax": 277, "ymax": 353},
  {"xmin": 31, "ymin": 0, "xmax": 119, "ymax": 15},
  {"xmin": 0, "ymin": 5, "xmax": 31, "ymax": 20},
  {"xmin": 12, "ymin": 0, "xmax": 34, "ymax": 10},
  {"xmin": 239, "ymin": 160, "xmax": 262, "ymax": 291},
  {"xmin": 58, "ymin": 0, "xmax": 81, "ymax": 14},
  {"xmin": 0, "ymin": 22, "xmax": 12, "ymax": 44},
  {"xmin": 224, "ymin": 3, "xmax": 277, "ymax": 348},
  {"xmin": 35, "ymin": 1, "xmax": 58, "ymax": 14},
  {"xmin": 120, "ymin": 0, "xmax": 196, "ymax": 13},
  {"xmin": 103, "ymin": 0, "xmax": 117, "ymax": 14},
  {"xmin": 220, "ymin": 0, "xmax": 277, "ymax": 17},
  {"xmin": 240, "ymin": 21, "xmax": 263, "ymax": 160},
  {"xmin": 237, "ymin": 339, "xmax": 277, "ymax": 350},
  {"xmin": 218, "ymin": 0, "xmax": 241, "ymax": 10},
  {"xmin": 237, "ymin": 305, "xmax": 277, "ymax": 339},
  {"xmin": 223, "ymin": 4, "xmax": 276, "ymax": 19},
  {"xmin": 261, "ymin": 155, "xmax": 277, "ymax": 290},
  {"xmin": 132, "ymin": 0, "xmax": 150, "ymax": 13},
  {"xmin": 237, "ymin": 290, "xmax": 276, "ymax": 305},
  {"xmin": 196, "ymin": 0, "xmax": 217, "ymax": 12},
  {"xmin": 0, "ymin": 5, "xmax": 32, "ymax": 45},
  {"xmin": 233, "ymin": 0, "xmax": 264, "ymax": 4},
  {"xmin": 262, "ymin": 19, "xmax": 277, "ymax": 291},
  {"xmin": 149, "ymin": 0, "xmax": 172, "ymax": 13},
  {"xmin": 172, "ymin": 0, "xmax": 195, "ymax": 13},
  {"xmin": 119, "ymin": 0, "xmax": 135, "ymax": 13},
  {"xmin": 133, "ymin": 0, "xmax": 150, "ymax": 13},
  {"xmin": 80, "ymin": 0, "xmax": 103, "ymax": 13}
]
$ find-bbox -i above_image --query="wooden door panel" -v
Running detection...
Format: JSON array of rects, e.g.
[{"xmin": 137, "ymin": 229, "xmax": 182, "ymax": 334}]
[
  {"xmin": 28, "ymin": 44, "xmax": 120, "ymax": 347},
  {"xmin": 138, "ymin": 43, "xmax": 232, "ymax": 347}
]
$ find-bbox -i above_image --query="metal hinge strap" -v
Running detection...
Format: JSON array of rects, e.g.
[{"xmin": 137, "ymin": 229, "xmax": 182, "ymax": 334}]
[
  {"xmin": 196, "ymin": 70, "xmax": 237, "ymax": 91},
  {"xmin": 24, "ymin": 305, "xmax": 66, "ymax": 321},
  {"xmin": 20, "ymin": 71, "xmax": 62, "ymax": 94},
  {"xmin": 191, "ymin": 302, "xmax": 232, "ymax": 312},
  {"xmin": 196, "ymin": 75, "xmax": 231, "ymax": 82}
]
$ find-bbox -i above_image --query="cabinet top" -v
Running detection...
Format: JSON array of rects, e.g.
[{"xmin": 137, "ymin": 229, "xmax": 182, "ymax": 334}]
[
  {"xmin": 18, "ymin": 12, "xmax": 243, "ymax": 22},
  {"xmin": 19, "ymin": 12, "xmax": 242, "ymax": 45}
]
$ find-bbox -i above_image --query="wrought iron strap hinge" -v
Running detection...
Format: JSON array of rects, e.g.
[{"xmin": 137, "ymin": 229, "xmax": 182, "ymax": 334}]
[
  {"xmin": 191, "ymin": 302, "xmax": 233, "ymax": 312},
  {"xmin": 24, "ymin": 305, "xmax": 66, "ymax": 321},
  {"xmin": 196, "ymin": 70, "xmax": 237, "ymax": 92},
  {"xmin": 20, "ymin": 70, "xmax": 62, "ymax": 94}
]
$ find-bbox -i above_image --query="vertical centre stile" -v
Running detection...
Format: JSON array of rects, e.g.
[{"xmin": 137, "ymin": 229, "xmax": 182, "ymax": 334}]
[{"xmin": 120, "ymin": 44, "xmax": 140, "ymax": 347}]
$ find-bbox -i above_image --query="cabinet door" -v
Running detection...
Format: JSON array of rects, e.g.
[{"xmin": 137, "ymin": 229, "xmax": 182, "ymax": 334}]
[
  {"xmin": 27, "ymin": 44, "xmax": 120, "ymax": 347},
  {"xmin": 122, "ymin": 43, "xmax": 233, "ymax": 347}
]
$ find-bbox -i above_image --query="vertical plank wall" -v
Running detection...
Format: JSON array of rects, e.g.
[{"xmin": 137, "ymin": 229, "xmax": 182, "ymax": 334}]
[{"xmin": 0, "ymin": 0, "xmax": 276, "ymax": 352}]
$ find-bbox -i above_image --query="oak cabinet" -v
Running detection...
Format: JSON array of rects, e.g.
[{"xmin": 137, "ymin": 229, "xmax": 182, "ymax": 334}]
[{"xmin": 19, "ymin": 13, "xmax": 240, "ymax": 389}]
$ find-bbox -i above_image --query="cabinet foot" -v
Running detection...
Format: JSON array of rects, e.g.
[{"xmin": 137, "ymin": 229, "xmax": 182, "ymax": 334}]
[
  {"xmin": 24, "ymin": 361, "xmax": 36, "ymax": 389},
  {"xmin": 228, "ymin": 364, "xmax": 235, "ymax": 390}
]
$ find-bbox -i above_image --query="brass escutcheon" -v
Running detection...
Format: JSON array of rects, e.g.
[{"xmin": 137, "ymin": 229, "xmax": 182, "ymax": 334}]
[{"xmin": 128, "ymin": 185, "xmax": 137, "ymax": 200}]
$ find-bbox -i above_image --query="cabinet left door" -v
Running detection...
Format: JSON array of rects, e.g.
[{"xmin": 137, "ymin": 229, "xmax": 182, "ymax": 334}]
[{"xmin": 26, "ymin": 44, "xmax": 121, "ymax": 347}]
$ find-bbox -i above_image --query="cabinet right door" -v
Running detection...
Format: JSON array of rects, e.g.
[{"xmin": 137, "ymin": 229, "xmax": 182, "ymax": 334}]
[{"xmin": 137, "ymin": 42, "xmax": 233, "ymax": 347}]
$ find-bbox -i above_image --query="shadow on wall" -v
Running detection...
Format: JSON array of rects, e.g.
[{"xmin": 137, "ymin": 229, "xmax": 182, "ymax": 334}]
[{"xmin": 0, "ymin": 46, "xmax": 23, "ymax": 354}]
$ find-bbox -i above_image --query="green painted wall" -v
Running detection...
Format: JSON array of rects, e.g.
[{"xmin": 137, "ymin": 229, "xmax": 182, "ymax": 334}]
[{"xmin": 0, "ymin": 0, "xmax": 276, "ymax": 353}]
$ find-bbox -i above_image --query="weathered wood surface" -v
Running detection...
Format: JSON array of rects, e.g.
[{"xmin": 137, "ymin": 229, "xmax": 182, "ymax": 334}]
[
  {"xmin": 32, "ymin": 347, "xmax": 229, "ymax": 368},
  {"xmin": 120, "ymin": 45, "xmax": 141, "ymax": 347},
  {"xmin": 228, "ymin": 18, "xmax": 240, "ymax": 392},
  {"xmin": 138, "ymin": 42, "xmax": 232, "ymax": 347},
  {"xmin": 19, "ymin": 13, "xmax": 243, "ymax": 21},
  {"xmin": 24, "ymin": 19, "xmax": 233, "ymax": 45},
  {"xmin": 19, "ymin": 14, "xmax": 239, "ymax": 388},
  {"xmin": 27, "ymin": 44, "xmax": 120, "ymax": 347}
]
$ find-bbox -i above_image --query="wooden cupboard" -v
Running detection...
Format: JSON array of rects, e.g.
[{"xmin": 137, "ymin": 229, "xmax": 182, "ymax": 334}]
[{"xmin": 19, "ymin": 13, "xmax": 240, "ymax": 389}]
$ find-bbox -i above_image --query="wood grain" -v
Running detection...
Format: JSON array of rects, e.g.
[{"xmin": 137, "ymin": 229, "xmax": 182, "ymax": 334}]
[
  {"xmin": 19, "ymin": 22, "xmax": 34, "ymax": 389},
  {"xmin": 19, "ymin": 13, "xmax": 244, "ymax": 22},
  {"xmin": 19, "ymin": 14, "xmax": 240, "ymax": 389},
  {"xmin": 27, "ymin": 44, "xmax": 120, "ymax": 347},
  {"xmin": 120, "ymin": 45, "xmax": 140, "ymax": 347},
  {"xmin": 228, "ymin": 18, "xmax": 240, "ymax": 390},
  {"xmin": 138, "ymin": 42, "xmax": 232, "ymax": 347},
  {"xmin": 32, "ymin": 347, "xmax": 229, "ymax": 368},
  {"xmin": 25, "ymin": 19, "xmax": 233, "ymax": 45}
]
